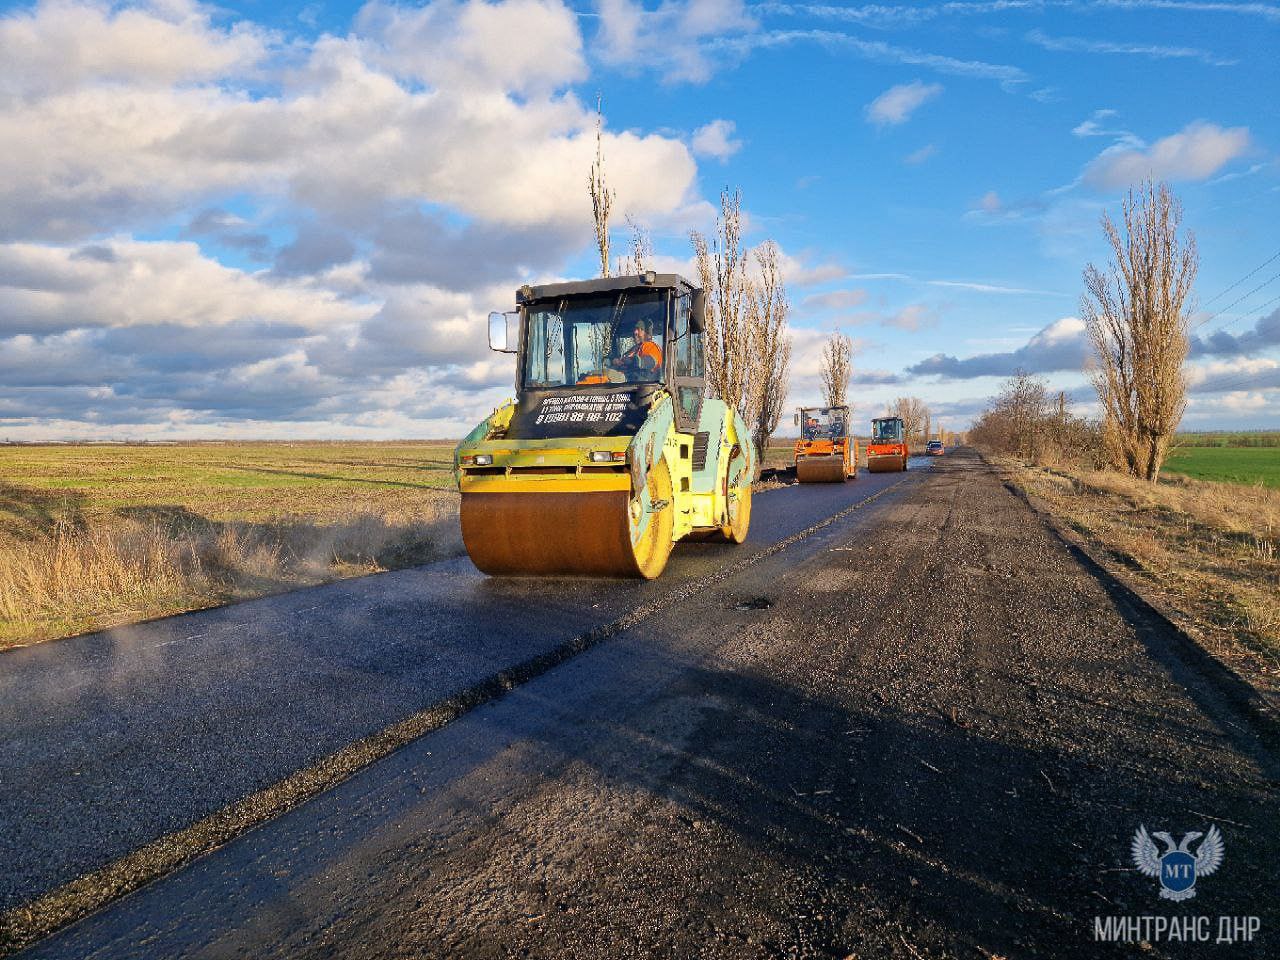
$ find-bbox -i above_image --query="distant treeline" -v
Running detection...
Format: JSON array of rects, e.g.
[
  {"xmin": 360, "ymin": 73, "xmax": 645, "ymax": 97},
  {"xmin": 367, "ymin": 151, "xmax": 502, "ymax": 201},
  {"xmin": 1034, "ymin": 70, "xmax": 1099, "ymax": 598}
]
[{"xmin": 1176, "ymin": 431, "xmax": 1280, "ymax": 448}]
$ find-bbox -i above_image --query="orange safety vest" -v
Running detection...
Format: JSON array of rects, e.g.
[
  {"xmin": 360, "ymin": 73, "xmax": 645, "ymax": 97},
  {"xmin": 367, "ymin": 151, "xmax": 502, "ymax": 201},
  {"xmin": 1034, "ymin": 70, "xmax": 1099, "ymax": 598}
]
[{"xmin": 634, "ymin": 340, "xmax": 662, "ymax": 370}]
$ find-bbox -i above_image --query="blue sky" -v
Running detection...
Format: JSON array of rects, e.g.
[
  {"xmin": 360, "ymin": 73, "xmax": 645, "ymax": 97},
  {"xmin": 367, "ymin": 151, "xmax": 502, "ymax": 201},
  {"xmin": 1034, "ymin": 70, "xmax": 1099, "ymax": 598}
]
[{"xmin": 1, "ymin": 0, "xmax": 1277, "ymax": 439}]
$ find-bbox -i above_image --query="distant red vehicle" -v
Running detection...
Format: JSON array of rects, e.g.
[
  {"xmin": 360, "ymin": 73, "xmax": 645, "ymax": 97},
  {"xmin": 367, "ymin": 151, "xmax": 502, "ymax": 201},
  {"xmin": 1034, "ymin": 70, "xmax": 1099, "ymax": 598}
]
[{"xmin": 926, "ymin": 440, "xmax": 945, "ymax": 456}]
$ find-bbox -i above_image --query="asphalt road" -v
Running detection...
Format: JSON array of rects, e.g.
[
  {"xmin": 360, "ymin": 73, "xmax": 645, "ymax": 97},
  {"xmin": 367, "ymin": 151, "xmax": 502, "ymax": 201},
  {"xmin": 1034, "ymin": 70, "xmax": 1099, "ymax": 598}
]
[
  {"xmin": 0, "ymin": 458, "xmax": 923, "ymax": 922},
  {"xmin": 9, "ymin": 450, "xmax": 1280, "ymax": 958}
]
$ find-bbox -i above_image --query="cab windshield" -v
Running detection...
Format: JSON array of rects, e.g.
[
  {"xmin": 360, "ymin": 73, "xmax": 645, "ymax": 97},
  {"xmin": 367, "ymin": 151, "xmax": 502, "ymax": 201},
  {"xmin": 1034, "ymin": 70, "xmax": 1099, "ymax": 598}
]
[
  {"xmin": 800, "ymin": 408, "xmax": 845, "ymax": 440},
  {"xmin": 872, "ymin": 419, "xmax": 903, "ymax": 443},
  {"xmin": 523, "ymin": 289, "xmax": 667, "ymax": 388}
]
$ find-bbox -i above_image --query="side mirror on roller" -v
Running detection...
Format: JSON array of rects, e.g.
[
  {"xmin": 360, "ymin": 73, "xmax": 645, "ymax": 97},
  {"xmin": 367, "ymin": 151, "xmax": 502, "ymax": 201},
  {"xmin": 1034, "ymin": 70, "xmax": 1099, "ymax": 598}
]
[
  {"xmin": 488, "ymin": 311, "xmax": 519, "ymax": 354},
  {"xmin": 690, "ymin": 290, "xmax": 706, "ymax": 334}
]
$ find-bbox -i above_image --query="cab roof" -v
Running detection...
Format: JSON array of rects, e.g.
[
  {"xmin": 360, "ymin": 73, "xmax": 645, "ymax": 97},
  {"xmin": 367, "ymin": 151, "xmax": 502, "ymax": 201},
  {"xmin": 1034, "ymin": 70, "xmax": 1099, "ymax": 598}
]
[{"xmin": 516, "ymin": 273, "xmax": 699, "ymax": 304}]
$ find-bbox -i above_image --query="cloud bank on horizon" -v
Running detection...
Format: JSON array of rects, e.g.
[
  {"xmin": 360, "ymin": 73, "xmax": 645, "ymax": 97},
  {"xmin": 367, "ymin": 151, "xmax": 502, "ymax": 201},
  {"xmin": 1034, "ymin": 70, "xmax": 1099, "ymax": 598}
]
[{"xmin": 0, "ymin": 0, "xmax": 1277, "ymax": 440}]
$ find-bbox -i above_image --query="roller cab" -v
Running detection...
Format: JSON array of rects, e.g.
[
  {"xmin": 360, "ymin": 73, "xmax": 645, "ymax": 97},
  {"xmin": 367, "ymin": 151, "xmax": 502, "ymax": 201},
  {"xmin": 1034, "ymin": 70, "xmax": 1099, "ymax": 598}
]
[
  {"xmin": 456, "ymin": 274, "xmax": 756, "ymax": 579},
  {"xmin": 793, "ymin": 405, "xmax": 857, "ymax": 482},
  {"xmin": 867, "ymin": 416, "xmax": 909, "ymax": 472}
]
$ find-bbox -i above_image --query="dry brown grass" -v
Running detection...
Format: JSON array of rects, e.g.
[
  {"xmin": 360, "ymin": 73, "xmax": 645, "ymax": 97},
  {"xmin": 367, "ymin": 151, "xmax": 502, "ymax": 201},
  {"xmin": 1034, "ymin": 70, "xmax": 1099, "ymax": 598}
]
[
  {"xmin": 1001, "ymin": 457, "xmax": 1280, "ymax": 687},
  {"xmin": 0, "ymin": 442, "xmax": 464, "ymax": 648},
  {"xmin": 0, "ymin": 504, "xmax": 462, "ymax": 649}
]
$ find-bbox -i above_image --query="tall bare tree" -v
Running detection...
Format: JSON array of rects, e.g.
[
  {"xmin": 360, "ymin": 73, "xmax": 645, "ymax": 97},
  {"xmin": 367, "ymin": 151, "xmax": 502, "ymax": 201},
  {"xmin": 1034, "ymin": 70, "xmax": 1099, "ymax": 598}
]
[
  {"xmin": 887, "ymin": 396, "xmax": 929, "ymax": 449},
  {"xmin": 587, "ymin": 97, "xmax": 614, "ymax": 278},
  {"xmin": 820, "ymin": 331, "xmax": 852, "ymax": 408},
  {"xmin": 616, "ymin": 215, "xmax": 652, "ymax": 275},
  {"xmin": 1082, "ymin": 181, "xmax": 1197, "ymax": 482},
  {"xmin": 691, "ymin": 189, "xmax": 754, "ymax": 417},
  {"xmin": 748, "ymin": 240, "xmax": 792, "ymax": 458}
]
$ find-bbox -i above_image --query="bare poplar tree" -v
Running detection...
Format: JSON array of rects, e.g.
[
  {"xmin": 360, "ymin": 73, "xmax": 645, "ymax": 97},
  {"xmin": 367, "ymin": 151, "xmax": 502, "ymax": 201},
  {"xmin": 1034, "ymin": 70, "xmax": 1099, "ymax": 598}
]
[
  {"xmin": 820, "ymin": 331, "xmax": 852, "ymax": 407},
  {"xmin": 1082, "ymin": 181, "xmax": 1197, "ymax": 482},
  {"xmin": 616, "ymin": 215, "xmax": 652, "ymax": 275},
  {"xmin": 587, "ymin": 97, "xmax": 614, "ymax": 278},
  {"xmin": 691, "ymin": 189, "xmax": 754, "ymax": 417},
  {"xmin": 887, "ymin": 396, "xmax": 929, "ymax": 449},
  {"xmin": 748, "ymin": 240, "xmax": 792, "ymax": 459}
]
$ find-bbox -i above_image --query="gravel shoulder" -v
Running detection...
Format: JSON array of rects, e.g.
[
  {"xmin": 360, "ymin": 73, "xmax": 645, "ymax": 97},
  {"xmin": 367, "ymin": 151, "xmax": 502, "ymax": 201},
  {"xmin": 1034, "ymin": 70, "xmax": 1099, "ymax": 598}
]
[{"xmin": 24, "ymin": 448, "xmax": 1279, "ymax": 959}]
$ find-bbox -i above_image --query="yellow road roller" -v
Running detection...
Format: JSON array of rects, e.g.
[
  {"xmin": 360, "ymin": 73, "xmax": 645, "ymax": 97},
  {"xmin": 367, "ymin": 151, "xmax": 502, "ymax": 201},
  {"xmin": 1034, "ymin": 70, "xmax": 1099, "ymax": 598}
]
[
  {"xmin": 793, "ymin": 405, "xmax": 857, "ymax": 482},
  {"xmin": 455, "ymin": 273, "xmax": 756, "ymax": 578}
]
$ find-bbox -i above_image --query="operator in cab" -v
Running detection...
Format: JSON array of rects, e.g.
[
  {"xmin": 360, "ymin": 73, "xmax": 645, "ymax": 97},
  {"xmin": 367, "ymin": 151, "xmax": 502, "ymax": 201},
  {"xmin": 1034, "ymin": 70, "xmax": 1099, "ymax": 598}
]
[{"xmin": 610, "ymin": 320, "xmax": 663, "ymax": 379}]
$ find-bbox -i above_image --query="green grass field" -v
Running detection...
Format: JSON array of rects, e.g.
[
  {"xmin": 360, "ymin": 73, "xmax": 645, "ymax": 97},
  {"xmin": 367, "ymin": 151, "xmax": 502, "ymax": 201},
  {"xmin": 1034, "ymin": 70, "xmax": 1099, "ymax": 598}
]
[{"xmin": 1163, "ymin": 445, "xmax": 1280, "ymax": 489}]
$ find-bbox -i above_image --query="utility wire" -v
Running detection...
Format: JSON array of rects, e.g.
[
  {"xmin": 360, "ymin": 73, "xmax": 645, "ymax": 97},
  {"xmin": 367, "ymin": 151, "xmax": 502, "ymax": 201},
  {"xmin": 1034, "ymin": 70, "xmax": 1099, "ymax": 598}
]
[
  {"xmin": 1193, "ymin": 292, "xmax": 1280, "ymax": 339},
  {"xmin": 1192, "ymin": 269, "xmax": 1280, "ymax": 330},
  {"xmin": 1199, "ymin": 248, "xmax": 1280, "ymax": 310},
  {"xmin": 1188, "ymin": 295, "xmax": 1280, "ymax": 395}
]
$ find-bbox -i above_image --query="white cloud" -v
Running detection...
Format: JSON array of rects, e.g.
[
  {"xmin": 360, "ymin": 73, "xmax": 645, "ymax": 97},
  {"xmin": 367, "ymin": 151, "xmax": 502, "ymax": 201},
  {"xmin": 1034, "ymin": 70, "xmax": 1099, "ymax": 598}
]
[
  {"xmin": 0, "ymin": 1, "xmax": 721, "ymax": 437},
  {"xmin": 909, "ymin": 317, "xmax": 1088, "ymax": 378},
  {"xmin": 801, "ymin": 289, "xmax": 868, "ymax": 311},
  {"xmin": 0, "ymin": 239, "xmax": 372, "ymax": 335},
  {"xmin": 884, "ymin": 304, "xmax": 937, "ymax": 331},
  {"xmin": 691, "ymin": 119, "xmax": 743, "ymax": 161},
  {"xmin": 1026, "ymin": 28, "xmax": 1236, "ymax": 66},
  {"xmin": 1187, "ymin": 356, "xmax": 1280, "ymax": 393},
  {"xmin": 355, "ymin": 0, "xmax": 586, "ymax": 95},
  {"xmin": 0, "ymin": 1, "xmax": 701, "ymax": 242},
  {"xmin": 596, "ymin": 0, "xmax": 757, "ymax": 83},
  {"xmin": 864, "ymin": 80, "xmax": 943, "ymax": 126},
  {"xmin": 0, "ymin": 0, "xmax": 270, "ymax": 98},
  {"xmin": 716, "ymin": 30, "xmax": 1028, "ymax": 86},
  {"xmin": 1083, "ymin": 121, "xmax": 1251, "ymax": 190},
  {"xmin": 773, "ymin": 248, "xmax": 846, "ymax": 287},
  {"xmin": 904, "ymin": 143, "xmax": 937, "ymax": 165},
  {"xmin": 755, "ymin": 2, "xmax": 1043, "ymax": 28},
  {"xmin": 1087, "ymin": 1, "xmax": 1280, "ymax": 21}
]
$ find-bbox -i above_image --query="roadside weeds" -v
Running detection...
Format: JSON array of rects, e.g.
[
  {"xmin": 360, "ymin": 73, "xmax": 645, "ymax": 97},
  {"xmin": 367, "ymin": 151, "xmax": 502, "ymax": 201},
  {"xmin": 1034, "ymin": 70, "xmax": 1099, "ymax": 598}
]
[{"xmin": 0, "ymin": 504, "xmax": 463, "ymax": 649}]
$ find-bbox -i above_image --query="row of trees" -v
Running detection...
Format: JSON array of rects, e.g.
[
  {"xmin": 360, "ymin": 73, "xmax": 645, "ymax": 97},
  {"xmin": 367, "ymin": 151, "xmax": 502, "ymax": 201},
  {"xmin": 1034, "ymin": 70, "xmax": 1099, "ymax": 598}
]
[
  {"xmin": 690, "ymin": 190, "xmax": 794, "ymax": 459},
  {"xmin": 589, "ymin": 115, "xmax": 804, "ymax": 460},
  {"xmin": 589, "ymin": 108, "xmax": 952, "ymax": 459},
  {"xmin": 969, "ymin": 371, "xmax": 1097, "ymax": 466},
  {"xmin": 591, "ymin": 102, "xmax": 1195, "ymax": 480}
]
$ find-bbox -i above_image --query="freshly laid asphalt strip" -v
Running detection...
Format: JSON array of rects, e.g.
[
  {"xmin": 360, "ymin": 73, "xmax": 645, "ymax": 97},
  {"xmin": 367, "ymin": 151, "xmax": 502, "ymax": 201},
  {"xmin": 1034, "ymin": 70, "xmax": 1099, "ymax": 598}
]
[
  {"xmin": 20, "ymin": 448, "xmax": 1278, "ymax": 959},
  {"xmin": 0, "ymin": 460, "xmax": 925, "ymax": 945}
]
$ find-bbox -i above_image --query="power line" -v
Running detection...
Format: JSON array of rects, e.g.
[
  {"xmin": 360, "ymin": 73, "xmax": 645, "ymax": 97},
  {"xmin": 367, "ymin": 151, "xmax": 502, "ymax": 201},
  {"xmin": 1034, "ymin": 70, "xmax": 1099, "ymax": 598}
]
[
  {"xmin": 1191, "ymin": 356, "xmax": 1280, "ymax": 396},
  {"xmin": 1187, "ymin": 295, "xmax": 1280, "ymax": 395},
  {"xmin": 1194, "ymin": 292, "xmax": 1280, "ymax": 340},
  {"xmin": 1199, "ymin": 248, "xmax": 1280, "ymax": 310},
  {"xmin": 1192, "ymin": 369, "xmax": 1279, "ymax": 395},
  {"xmin": 1192, "ymin": 269, "xmax": 1280, "ymax": 330}
]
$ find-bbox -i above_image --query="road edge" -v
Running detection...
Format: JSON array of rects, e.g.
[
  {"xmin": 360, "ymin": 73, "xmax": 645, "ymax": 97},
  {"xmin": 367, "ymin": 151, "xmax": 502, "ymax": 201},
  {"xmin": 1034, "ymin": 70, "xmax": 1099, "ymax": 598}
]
[{"xmin": 986, "ymin": 452, "xmax": 1280, "ymax": 766}]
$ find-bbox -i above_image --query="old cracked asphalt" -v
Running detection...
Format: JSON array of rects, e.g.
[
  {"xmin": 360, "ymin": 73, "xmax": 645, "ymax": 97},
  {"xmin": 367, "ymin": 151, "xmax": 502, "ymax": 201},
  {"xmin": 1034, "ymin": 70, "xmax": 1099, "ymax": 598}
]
[{"xmin": 7, "ymin": 449, "xmax": 1279, "ymax": 958}]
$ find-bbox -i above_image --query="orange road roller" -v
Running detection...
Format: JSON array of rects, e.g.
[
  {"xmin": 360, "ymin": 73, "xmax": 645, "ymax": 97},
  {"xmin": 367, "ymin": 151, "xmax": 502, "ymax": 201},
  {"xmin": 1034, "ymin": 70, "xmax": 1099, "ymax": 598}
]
[
  {"xmin": 793, "ymin": 405, "xmax": 857, "ymax": 482},
  {"xmin": 867, "ymin": 416, "xmax": 909, "ymax": 472},
  {"xmin": 454, "ymin": 273, "xmax": 756, "ymax": 579}
]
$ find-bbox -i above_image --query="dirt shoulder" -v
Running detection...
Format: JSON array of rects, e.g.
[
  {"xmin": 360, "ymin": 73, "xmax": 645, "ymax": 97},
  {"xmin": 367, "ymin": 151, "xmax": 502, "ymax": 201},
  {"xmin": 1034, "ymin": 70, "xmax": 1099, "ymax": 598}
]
[{"xmin": 991, "ymin": 454, "xmax": 1280, "ymax": 713}]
